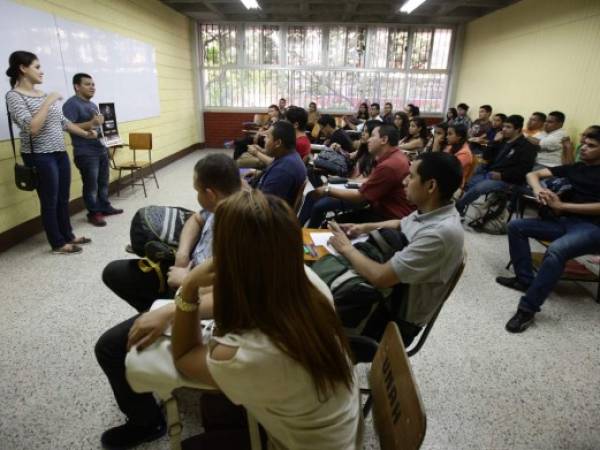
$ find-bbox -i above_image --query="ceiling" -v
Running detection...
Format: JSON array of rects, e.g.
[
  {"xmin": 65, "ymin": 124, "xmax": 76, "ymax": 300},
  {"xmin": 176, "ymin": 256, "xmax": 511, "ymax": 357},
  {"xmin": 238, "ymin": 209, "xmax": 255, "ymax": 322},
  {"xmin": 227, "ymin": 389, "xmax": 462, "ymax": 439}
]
[{"xmin": 160, "ymin": 0, "xmax": 521, "ymax": 25}]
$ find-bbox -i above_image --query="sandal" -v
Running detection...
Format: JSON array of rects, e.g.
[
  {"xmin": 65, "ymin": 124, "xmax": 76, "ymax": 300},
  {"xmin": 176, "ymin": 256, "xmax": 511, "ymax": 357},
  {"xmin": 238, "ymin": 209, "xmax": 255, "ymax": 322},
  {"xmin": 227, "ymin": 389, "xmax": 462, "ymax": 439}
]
[
  {"xmin": 70, "ymin": 237, "xmax": 92, "ymax": 245},
  {"xmin": 52, "ymin": 244, "xmax": 83, "ymax": 255}
]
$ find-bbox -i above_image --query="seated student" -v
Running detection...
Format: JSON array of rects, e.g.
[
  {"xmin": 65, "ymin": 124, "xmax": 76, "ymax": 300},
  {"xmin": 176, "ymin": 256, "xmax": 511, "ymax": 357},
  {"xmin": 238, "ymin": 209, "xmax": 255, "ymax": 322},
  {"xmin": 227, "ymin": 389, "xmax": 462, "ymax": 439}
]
[
  {"xmin": 278, "ymin": 97, "xmax": 287, "ymax": 116},
  {"xmin": 425, "ymin": 122, "xmax": 448, "ymax": 152},
  {"xmin": 562, "ymin": 125, "xmax": 600, "ymax": 164},
  {"xmin": 445, "ymin": 124, "xmax": 474, "ymax": 187},
  {"xmin": 393, "ymin": 111, "xmax": 410, "ymax": 141},
  {"xmin": 102, "ymin": 154, "xmax": 241, "ymax": 312},
  {"xmin": 242, "ymin": 106, "xmax": 311, "ymax": 166},
  {"xmin": 444, "ymin": 107, "xmax": 458, "ymax": 125},
  {"xmin": 454, "ymin": 103, "xmax": 472, "ymax": 129},
  {"xmin": 299, "ymin": 124, "xmax": 413, "ymax": 228},
  {"xmin": 404, "ymin": 103, "xmax": 420, "ymax": 120},
  {"xmin": 317, "ymin": 114, "xmax": 354, "ymax": 154},
  {"xmin": 348, "ymin": 120, "xmax": 378, "ymax": 180},
  {"xmin": 382, "ymin": 102, "xmax": 394, "ymax": 124},
  {"xmin": 307, "ymin": 101, "xmax": 320, "ymax": 130},
  {"xmin": 343, "ymin": 102, "xmax": 369, "ymax": 131},
  {"xmin": 246, "ymin": 121, "xmax": 307, "ymax": 207},
  {"xmin": 455, "ymin": 115, "xmax": 537, "ymax": 216},
  {"xmin": 523, "ymin": 111, "xmax": 546, "ymax": 142},
  {"xmin": 233, "ymin": 104, "xmax": 280, "ymax": 160},
  {"xmin": 398, "ymin": 117, "xmax": 429, "ymax": 154},
  {"xmin": 537, "ymin": 111, "xmax": 569, "ymax": 167},
  {"xmin": 171, "ymin": 190, "xmax": 362, "ymax": 449},
  {"xmin": 467, "ymin": 104, "xmax": 493, "ymax": 154},
  {"xmin": 327, "ymin": 152, "xmax": 464, "ymax": 344},
  {"xmin": 485, "ymin": 113, "xmax": 507, "ymax": 144},
  {"xmin": 496, "ymin": 131, "xmax": 600, "ymax": 333},
  {"xmin": 356, "ymin": 103, "xmax": 383, "ymax": 133}
]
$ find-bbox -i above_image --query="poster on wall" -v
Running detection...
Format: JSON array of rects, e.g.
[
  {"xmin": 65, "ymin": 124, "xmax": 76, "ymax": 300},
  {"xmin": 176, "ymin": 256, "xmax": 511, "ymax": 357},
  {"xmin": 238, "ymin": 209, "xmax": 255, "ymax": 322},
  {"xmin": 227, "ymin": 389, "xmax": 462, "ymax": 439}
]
[{"xmin": 99, "ymin": 102, "xmax": 122, "ymax": 146}]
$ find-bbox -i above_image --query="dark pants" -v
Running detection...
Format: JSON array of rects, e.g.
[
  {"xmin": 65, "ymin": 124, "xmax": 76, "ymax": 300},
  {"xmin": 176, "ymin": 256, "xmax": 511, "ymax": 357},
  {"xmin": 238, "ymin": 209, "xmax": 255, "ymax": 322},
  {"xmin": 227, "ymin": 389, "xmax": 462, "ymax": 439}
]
[
  {"xmin": 22, "ymin": 151, "xmax": 75, "ymax": 249},
  {"xmin": 233, "ymin": 137, "xmax": 253, "ymax": 160},
  {"xmin": 74, "ymin": 152, "xmax": 112, "ymax": 215},
  {"xmin": 95, "ymin": 316, "xmax": 164, "ymax": 426},
  {"xmin": 299, "ymin": 193, "xmax": 379, "ymax": 228},
  {"xmin": 508, "ymin": 217, "xmax": 600, "ymax": 313},
  {"xmin": 102, "ymin": 259, "xmax": 175, "ymax": 313},
  {"xmin": 455, "ymin": 170, "xmax": 511, "ymax": 215}
]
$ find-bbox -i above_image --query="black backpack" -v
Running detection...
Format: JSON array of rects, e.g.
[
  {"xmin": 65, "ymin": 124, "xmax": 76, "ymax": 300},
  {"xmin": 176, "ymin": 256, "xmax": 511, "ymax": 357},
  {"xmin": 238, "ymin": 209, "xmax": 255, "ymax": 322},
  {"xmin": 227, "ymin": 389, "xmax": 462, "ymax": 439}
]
[
  {"xmin": 311, "ymin": 228, "xmax": 408, "ymax": 328},
  {"xmin": 129, "ymin": 206, "xmax": 195, "ymax": 257}
]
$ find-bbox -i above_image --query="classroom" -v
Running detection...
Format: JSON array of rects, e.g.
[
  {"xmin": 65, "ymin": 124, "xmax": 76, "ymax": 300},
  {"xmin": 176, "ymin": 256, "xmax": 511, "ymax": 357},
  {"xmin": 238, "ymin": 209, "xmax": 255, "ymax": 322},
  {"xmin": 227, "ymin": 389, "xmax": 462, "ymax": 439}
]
[{"xmin": 1, "ymin": 0, "xmax": 599, "ymax": 449}]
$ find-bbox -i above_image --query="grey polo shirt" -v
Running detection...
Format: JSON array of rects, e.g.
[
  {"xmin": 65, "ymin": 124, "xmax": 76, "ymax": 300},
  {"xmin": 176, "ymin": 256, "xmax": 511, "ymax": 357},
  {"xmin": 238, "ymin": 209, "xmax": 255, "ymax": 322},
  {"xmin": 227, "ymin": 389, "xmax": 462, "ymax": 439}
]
[{"xmin": 389, "ymin": 203, "xmax": 464, "ymax": 326}]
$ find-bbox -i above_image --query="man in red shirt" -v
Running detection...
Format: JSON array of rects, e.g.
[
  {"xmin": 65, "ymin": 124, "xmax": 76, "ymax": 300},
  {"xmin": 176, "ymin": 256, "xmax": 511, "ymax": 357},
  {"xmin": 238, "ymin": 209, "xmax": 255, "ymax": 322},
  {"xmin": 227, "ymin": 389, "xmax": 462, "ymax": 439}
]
[
  {"xmin": 299, "ymin": 124, "xmax": 414, "ymax": 227},
  {"xmin": 286, "ymin": 106, "xmax": 311, "ymax": 162}
]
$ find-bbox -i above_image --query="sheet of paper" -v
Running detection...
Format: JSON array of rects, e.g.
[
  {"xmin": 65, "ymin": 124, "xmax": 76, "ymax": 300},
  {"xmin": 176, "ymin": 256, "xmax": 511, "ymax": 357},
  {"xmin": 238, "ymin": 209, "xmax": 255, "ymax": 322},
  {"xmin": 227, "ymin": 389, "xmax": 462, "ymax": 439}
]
[{"xmin": 309, "ymin": 232, "xmax": 368, "ymax": 256}]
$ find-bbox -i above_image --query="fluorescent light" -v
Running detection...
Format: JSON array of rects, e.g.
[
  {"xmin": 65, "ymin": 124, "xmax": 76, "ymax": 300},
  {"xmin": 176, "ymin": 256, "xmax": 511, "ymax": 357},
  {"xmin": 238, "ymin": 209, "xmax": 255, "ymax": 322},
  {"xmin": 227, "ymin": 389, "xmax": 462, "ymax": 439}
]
[
  {"xmin": 240, "ymin": 0, "xmax": 261, "ymax": 9},
  {"xmin": 399, "ymin": 0, "xmax": 427, "ymax": 14}
]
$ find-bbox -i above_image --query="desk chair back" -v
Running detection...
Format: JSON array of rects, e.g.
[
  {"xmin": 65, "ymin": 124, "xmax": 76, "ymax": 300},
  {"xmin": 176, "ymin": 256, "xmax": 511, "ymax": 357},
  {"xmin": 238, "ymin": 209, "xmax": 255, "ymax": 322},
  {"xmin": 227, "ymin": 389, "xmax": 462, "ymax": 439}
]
[
  {"xmin": 370, "ymin": 322, "xmax": 426, "ymax": 450},
  {"xmin": 293, "ymin": 179, "xmax": 308, "ymax": 214}
]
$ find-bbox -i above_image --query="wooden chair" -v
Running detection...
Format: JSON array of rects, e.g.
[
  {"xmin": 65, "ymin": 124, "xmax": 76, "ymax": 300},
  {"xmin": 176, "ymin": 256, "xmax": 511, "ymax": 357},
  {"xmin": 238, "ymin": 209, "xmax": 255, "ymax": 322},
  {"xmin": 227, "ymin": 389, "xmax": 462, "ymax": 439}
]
[
  {"xmin": 109, "ymin": 132, "xmax": 159, "ymax": 197},
  {"xmin": 350, "ymin": 322, "xmax": 427, "ymax": 450}
]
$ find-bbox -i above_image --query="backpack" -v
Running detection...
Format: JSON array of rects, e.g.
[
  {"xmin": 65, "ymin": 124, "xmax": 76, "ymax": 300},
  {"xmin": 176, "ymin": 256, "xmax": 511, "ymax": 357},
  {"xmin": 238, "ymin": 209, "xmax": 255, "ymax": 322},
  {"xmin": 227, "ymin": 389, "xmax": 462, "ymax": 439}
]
[
  {"xmin": 313, "ymin": 148, "xmax": 349, "ymax": 176},
  {"xmin": 311, "ymin": 229, "xmax": 408, "ymax": 328},
  {"xmin": 129, "ymin": 206, "xmax": 195, "ymax": 257},
  {"xmin": 465, "ymin": 192, "xmax": 509, "ymax": 235}
]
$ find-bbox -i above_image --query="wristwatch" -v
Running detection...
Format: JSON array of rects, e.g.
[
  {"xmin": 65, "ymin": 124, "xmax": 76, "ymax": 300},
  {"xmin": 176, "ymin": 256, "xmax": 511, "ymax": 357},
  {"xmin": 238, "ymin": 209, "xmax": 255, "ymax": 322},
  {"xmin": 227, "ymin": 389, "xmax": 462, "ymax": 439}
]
[{"xmin": 324, "ymin": 185, "xmax": 330, "ymax": 195}]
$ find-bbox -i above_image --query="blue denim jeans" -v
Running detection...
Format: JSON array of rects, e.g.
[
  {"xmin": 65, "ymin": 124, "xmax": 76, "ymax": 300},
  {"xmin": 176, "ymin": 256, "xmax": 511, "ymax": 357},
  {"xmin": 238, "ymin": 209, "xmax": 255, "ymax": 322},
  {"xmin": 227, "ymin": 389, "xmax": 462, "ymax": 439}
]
[
  {"xmin": 74, "ymin": 152, "xmax": 111, "ymax": 215},
  {"xmin": 22, "ymin": 151, "xmax": 75, "ymax": 249},
  {"xmin": 508, "ymin": 217, "xmax": 600, "ymax": 313},
  {"xmin": 455, "ymin": 171, "xmax": 511, "ymax": 215},
  {"xmin": 299, "ymin": 191, "xmax": 371, "ymax": 228}
]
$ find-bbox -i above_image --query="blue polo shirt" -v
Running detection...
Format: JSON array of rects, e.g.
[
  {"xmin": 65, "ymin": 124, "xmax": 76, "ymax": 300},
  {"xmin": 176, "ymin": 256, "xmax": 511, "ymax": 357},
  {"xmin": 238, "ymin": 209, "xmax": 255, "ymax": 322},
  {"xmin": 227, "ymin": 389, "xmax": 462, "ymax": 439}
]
[
  {"xmin": 62, "ymin": 95, "xmax": 106, "ymax": 157},
  {"xmin": 258, "ymin": 151, "xmax": 307, "ymax": 206}
]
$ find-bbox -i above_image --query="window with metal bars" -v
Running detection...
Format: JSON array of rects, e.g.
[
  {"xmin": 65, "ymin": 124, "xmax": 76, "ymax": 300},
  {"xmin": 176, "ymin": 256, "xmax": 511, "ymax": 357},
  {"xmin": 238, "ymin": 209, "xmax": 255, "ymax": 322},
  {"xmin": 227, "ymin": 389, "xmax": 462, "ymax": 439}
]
[{"xmin": 200, "ymin": 24, "xmax": 453, "ymax": 114}]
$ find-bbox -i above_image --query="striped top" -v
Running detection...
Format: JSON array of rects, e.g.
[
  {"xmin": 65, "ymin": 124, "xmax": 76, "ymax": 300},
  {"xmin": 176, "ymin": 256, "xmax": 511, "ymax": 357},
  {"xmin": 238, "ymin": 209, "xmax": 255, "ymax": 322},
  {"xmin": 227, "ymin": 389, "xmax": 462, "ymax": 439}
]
[{"xmin": 6, "ymin": 90, "xmax": 70, "ymax": 154}]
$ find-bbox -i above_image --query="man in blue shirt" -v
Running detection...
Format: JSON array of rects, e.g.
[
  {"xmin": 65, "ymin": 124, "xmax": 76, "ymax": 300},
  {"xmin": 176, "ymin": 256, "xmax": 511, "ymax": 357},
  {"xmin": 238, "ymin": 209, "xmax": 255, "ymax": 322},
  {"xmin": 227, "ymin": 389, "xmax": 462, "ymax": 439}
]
[
  {"xmin": 63, "ymin": 73, "xmax": 122, "ymax": 226},
  {"xmin": 254, "ymin": 120, "xmax": 307, "ymax": 206}
]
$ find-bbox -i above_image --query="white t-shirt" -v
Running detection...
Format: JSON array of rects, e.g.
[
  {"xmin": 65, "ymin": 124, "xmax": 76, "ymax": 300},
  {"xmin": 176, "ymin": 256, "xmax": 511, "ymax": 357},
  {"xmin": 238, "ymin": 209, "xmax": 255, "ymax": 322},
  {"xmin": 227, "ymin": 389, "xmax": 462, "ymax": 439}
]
[
  {"xmin": 206, "ymin": 266, "xmax": 363, "ymax": 450},
  {"xmin": 537, "ymin": 128, "xmax": 568, "ymax": 167}
]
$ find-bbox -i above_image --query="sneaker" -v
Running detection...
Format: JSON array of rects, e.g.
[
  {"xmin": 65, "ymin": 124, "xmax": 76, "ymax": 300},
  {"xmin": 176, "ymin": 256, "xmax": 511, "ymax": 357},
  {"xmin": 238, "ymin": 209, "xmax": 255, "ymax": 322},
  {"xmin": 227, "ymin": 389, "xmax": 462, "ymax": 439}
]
[
  {"xmin": 505, "ymin": 309, "xmax": 535, "ymax": 333},
  {"xmin": 52, "ymin": 244, "xmax": 82, "ymax": 255},
  {"xmin": 101, "ymin": 420, "xmax": 166, "ymax": 450},
  {"xmin": 103, "ymin": 208, "xmax": 124, "ymax": 216},
  {"xmin": 88, "ymin": 213, "xmax": 107, "ymax": 227},
  {"xmin": 495, "ymin": 276, "xmax": 529, "ymax": 293}
]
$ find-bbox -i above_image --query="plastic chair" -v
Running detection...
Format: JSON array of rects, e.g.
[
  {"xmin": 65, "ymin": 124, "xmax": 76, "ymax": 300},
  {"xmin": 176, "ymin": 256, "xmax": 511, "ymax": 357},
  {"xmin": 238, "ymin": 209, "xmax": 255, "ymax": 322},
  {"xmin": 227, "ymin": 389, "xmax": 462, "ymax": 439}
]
[{"xmin": 350, "ymin": 322, "xmax": 427, "ymax": 449}]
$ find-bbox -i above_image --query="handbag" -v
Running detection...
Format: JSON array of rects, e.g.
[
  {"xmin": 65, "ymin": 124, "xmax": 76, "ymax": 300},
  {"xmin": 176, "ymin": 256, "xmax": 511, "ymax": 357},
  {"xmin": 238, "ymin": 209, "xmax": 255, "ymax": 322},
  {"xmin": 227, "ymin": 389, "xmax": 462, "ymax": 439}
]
[{"xmin": 5, "ymin": 94, "xmax": 38, "ymax": 191}]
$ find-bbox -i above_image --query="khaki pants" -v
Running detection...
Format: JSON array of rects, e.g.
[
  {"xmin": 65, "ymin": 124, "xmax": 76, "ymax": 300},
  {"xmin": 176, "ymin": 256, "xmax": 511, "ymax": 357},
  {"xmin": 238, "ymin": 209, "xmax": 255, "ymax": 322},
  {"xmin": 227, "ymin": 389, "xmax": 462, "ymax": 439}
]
[{"xmin": 236, "ymin": 153, "xmax": 267, "ymax": 169}]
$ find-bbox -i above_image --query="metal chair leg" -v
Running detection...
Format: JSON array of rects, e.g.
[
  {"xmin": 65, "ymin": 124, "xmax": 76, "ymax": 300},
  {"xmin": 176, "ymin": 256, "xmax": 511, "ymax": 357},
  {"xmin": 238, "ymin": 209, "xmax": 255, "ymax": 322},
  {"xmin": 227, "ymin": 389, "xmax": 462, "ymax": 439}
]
[
  {"xmin": 139, "ymin": 169, "xmax": 147, "ymax": 197},
  {"xmin": 117, "ymin": 169, "xmax": 122, "ymax": 196}
]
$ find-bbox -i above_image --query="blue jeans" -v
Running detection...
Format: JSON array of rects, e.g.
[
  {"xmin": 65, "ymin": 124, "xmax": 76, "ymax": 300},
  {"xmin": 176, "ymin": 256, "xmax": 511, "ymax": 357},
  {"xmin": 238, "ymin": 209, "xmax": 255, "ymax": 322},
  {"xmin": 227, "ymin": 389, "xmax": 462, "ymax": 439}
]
[
  {"xmin": 299, "ymin": 194, "xmax": 363, "ymax": 228},
  {"xmin": 456, "ymin": 171, "xmax": 511, "ymax": 215},
  {"xmin": 74, "ymin": 152, "xmax": 111, "ymax": 215},
  {"xmin": 508, "ymin": 217, "xmax": 600, "ymax": 313},
  {"xmin": 23, "ymin": 152, "xmax": 75, "ymax": 249}
]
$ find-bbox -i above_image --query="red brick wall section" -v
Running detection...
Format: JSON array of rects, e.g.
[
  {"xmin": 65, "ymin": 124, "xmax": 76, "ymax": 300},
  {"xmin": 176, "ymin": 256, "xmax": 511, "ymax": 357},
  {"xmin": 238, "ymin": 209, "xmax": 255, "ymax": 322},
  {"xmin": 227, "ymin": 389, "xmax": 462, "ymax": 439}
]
[
  {"xmin": 203, "ymin": 112, "xmax": 256, "ymax": 148},
  {"xmin": 203, "ymin": 112, "xmax": 442, "ymax": 148}
]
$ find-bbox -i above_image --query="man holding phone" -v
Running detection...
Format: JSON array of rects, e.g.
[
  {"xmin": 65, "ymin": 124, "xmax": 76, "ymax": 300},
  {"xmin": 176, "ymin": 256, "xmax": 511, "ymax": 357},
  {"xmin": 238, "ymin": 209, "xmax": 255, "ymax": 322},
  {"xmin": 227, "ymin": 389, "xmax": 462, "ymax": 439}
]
[{"xmin": 63, "ymin": 73, "xmax": 122, "ymax": 227}]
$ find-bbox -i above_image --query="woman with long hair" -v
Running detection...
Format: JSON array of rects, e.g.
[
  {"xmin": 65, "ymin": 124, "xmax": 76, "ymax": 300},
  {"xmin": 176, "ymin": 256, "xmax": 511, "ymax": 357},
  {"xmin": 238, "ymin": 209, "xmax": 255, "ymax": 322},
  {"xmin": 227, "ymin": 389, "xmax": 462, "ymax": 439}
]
[
  {"xmin": 398, "ymin": 116, "xmax": 430, "ymax": 153},
  {"xmin": 425, "ymin": 122, "xmax": 448, "ymax": 152},
  {"xmin": 6, "ymin": 51, "xmax": 96, "ymax": 254},
  {"xmin": 393, "ymin": 111, "xmax": 410, "ymax": 141},
  {"xmin": 445, "ymin": 124, "xmax": 474, "ymax": 186},
  {"xmin": 171, "ymin": 190, "xmax": 362, "ymax": 449},
  {"xmin": 349, "ymin": 120, "xmax": 378, "ymax": 179},
  {"xmin": 445, "ymin": 107, "xmax": 458, "ymax": 125}
]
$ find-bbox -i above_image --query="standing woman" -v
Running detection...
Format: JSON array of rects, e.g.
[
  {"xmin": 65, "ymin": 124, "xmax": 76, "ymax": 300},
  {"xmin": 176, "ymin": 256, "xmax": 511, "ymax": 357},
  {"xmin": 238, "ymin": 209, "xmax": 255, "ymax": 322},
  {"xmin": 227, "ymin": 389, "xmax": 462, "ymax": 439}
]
[
  {"xmin": 6, "ymin": 51, "xmax": 95, "ymax": 254},
  {"xmin": 172, "ymin": 191, "xmax": 362, "ymax": 449}
]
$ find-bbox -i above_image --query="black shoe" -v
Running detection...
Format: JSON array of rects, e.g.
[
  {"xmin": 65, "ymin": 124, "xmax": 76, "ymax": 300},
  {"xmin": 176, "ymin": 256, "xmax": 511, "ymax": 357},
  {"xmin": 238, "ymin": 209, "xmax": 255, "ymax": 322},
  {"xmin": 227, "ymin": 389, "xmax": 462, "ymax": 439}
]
[
  {"xmin": 505, "ymin": 309, "xmax": 535, "ymax": 333},
  {"xmin": 103, "ymin": 207, "xmax": 124, "ymax": 216},
  {"xmin": 101, "ymin": 419, "xmax": 166, "ymax": 450},
  {"xmin": 495, "ymin": 276, "xmax": 529, "ymax": 293}
]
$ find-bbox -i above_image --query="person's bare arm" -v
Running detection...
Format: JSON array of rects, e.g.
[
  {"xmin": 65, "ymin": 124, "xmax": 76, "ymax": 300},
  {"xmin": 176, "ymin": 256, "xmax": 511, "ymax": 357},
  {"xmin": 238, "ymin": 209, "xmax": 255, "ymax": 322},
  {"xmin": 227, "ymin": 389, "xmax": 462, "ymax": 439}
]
[
  {"xmin": 339, "ymin": 220, "xmax": 401, "ymax": 238},
  {"xmin": 398, "ymin": 138, "xmax": 423, "ymax": 151},
  {"xmin": 175, "ymin": 213, "xmax": 204, "ymax": 267},
  {"xmin": 248, "ymin": 145, "xmax": 274, "ymax": 165},
  {"xmin": 526, "ymin": 168, "xmax": 554, "ymax": 201}
]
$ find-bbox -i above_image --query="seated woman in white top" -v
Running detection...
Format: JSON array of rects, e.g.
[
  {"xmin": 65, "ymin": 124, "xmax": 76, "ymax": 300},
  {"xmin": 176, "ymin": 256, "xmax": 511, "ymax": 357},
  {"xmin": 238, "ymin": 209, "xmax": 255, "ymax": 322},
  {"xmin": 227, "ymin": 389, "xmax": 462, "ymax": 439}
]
[{"xmin": 171, "ymin": 190, "xmax": 363, "ymax": 450}]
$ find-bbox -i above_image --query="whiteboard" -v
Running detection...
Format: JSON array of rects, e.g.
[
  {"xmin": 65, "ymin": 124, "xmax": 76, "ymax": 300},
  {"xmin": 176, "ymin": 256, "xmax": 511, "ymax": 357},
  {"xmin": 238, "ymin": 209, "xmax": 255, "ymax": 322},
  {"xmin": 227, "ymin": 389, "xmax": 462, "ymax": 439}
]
[{"xmin": 0, "ymin": 0, "xmax": 160, "ymax": 141}]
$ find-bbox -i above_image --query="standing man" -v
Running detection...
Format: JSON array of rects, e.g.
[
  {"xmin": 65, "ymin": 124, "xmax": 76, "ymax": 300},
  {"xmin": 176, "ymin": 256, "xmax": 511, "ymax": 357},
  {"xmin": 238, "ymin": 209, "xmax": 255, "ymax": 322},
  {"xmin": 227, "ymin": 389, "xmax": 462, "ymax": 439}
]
[{"xmin": 63, "ymin": 73, "xmax": 122, "ymax": 226}]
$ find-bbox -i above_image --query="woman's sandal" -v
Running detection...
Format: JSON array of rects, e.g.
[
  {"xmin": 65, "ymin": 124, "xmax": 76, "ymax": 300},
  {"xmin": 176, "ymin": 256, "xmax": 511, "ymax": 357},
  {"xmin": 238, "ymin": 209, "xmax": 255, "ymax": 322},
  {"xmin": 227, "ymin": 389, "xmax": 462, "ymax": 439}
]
[
  {"xmin": 70, "ymin": 236, "xmax": 92, "ymax": 245},
  {"xmin": 52, "ymin": 244, "xmax": 83, "ymax": 255}
]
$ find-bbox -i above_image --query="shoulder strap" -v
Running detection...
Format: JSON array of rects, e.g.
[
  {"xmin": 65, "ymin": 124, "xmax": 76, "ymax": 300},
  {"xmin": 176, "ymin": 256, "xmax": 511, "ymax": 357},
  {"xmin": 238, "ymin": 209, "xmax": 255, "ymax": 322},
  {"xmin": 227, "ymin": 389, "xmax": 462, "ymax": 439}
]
[{"xmin": 6, "ymin": 90, "xmax": 35, "ymax": 156}]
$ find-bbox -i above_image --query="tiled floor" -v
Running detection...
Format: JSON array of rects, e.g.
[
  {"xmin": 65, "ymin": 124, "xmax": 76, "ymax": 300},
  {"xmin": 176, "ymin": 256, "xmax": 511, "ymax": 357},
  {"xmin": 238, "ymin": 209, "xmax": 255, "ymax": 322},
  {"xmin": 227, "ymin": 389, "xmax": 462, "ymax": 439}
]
[{"xmin": 0, "ymin": 149, "xmax": 599, "ymax": 450}]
